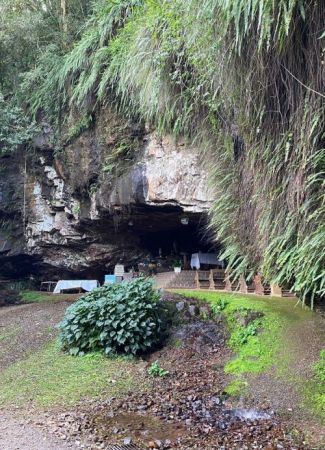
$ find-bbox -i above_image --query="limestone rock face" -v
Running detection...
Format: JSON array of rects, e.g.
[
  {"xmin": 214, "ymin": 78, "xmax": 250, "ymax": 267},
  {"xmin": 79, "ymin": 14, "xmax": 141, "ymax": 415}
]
[
  {"xmin": 105, "ymin": 134, "xmax": 212, "ymax": 213},
  {"xmin": 0, "ymin": 110, "xmax": 213, "ymax": 279}
]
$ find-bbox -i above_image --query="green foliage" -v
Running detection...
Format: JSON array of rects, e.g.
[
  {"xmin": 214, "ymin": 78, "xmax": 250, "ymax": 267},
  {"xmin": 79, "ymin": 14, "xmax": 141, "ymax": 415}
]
[
  {"xmin": 148, "ymin": 360, "xmax": 169, "ymax": 377},
  {"xmin": 0, "ymin": 94, "xmax": 37, "ymax": 154},
  {"xmin": 1, "ymin": 0, "xmax": 324, "ymax": 301},
  {"xmin": 0, "ymin": 0, "xmax": 92, "ymax": 95},
  {"xmin": 229, "ymin": 319, "xmax": 263, "ymax": 347},
  {"xmin": 305, "ymin": 349, "xmax": 325, "ymax": 418},
  {"xmin": 65, "ymin": 113, "xmax": 94, "ymax": 145},
  {"xmin": 171, "ymin": 260, "xmax": 182, "ymax": 268},
  {"xmin": 59, "ymin": 277, "xmax": 164, "ymax": 357},
  {"xmin": 37, "ymin": 0, "xmax": 323, "ymax": 302},
  {"xmin": 211, "ymin": 298, "xmax": 229, "ymax": 315},
  {"xmin": 102, "ymin": 136, "xmax": 137, "ymax": 175},
  {"xmin": 224, "ymin": 379, "xmax": 248, "ymax": 397},
  {"xmin": 314, "ymin": 350, "xmax": 325, "ymax": 383}
]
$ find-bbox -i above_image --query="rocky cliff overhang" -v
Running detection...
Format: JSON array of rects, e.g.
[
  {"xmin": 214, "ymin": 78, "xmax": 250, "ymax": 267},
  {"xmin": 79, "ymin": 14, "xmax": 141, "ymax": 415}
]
[{"xmin": 0, "ymin": 112, "xmax": 213, "ymax": 280}]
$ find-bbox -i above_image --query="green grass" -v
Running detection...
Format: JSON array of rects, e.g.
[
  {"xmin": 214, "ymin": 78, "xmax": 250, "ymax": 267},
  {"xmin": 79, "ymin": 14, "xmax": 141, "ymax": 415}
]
[
  {"xmin": 305, "ymin": 349, "xmax": 325, "ymax": 418},
  {"xmin": 0, "ymin": 328, "xmax": 17, "ymax": 343},
  {"xmin": 21, "ymin": 291, "xmax": 77, "ymax": 304},
  {"xmin": 0, "ymin": 341, "xmax": 140, "ymax": 408},
  {"xmin": 224, "ymin": 379, "xmax": 248, "ymax": 397}
]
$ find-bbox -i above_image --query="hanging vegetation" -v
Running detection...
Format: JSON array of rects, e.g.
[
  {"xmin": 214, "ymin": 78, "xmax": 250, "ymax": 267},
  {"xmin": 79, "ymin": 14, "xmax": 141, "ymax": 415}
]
[{"xmin": 2, "ymin": 0, "xmax": 324, "ymax": 302}]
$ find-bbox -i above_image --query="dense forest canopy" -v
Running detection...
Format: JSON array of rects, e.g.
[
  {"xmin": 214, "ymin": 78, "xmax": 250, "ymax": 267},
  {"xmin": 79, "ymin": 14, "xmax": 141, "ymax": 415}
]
[{"xmin": 0, "ymin": 0, "xmax": 324, "ymax": 303}]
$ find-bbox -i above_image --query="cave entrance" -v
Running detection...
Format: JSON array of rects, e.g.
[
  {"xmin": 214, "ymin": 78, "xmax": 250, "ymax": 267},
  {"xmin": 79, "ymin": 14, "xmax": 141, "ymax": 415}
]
[
  {"xmin": 139, "ymin": 224, "xmax": 212, "ymax": 258},
  {"xmin": 128, "ymin": 206, "xmax": 219, "ymax": 272}
]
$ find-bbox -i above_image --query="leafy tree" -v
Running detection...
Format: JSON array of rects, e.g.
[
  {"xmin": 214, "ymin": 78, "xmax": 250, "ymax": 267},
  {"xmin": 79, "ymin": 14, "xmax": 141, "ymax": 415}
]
[{"xmin": 0, "ymin": 93, "xmax": 37, "ymax": 154}]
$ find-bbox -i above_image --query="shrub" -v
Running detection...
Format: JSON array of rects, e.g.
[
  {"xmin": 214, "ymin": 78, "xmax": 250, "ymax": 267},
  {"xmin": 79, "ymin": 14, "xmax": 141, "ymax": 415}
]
[
  {"xmin": 0, "ymin": 289, "xmax": 22, "ymax": 307},
  {"xmin": 230, "ymin": 319, "xmax": 263, "ymax": 347},
  {"xmin": 59, "ymin": 277, "xmax": 165, "ymax": 357},
  {"xmin": 211, "ymin": 298, "xmax": 229, "ymax": 315},
  {"xmin": 148, "ymin": 361, "xmax": 169, "ymax": 378}
]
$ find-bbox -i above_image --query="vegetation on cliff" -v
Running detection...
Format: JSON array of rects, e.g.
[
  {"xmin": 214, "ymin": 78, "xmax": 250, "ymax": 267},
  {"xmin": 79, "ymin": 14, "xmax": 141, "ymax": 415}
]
[{"xmin": 0, "ymin": 0, "xmax": 324, "ymax": 302}]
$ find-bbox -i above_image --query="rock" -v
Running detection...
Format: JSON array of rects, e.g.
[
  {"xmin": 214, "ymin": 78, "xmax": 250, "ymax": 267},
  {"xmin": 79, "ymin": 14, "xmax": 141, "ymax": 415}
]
[
  {"xmin": 188, "ymin": 305, "xmax": 198, "ymax": 317},
  {"xmin": 0, "ymin": 116, "xmax": 213, "ymax": 277},
  {"xmin": 176, "ymin": 302, "xmax": 185, "ymax": 311},
  {"xmin": 199, "ymin": 306, "xmax": 210, "ymax": 318},
  {"xmin": 211, "ymin": 396, "xmax": 222, "ymax": 405}
]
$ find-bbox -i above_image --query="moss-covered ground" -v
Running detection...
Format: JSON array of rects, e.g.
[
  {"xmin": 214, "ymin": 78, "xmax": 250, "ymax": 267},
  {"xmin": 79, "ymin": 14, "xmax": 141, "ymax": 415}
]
[{"xmin": 174, "ymin": 290, "xmax": 325, "ymax": 422}]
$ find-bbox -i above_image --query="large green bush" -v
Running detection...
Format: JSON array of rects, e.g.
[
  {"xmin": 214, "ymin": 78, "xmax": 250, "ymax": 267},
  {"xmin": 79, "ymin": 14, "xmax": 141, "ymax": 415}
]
[{"xmin": 59, "ymin": 277, "xmax": 164, "ymax": 356}]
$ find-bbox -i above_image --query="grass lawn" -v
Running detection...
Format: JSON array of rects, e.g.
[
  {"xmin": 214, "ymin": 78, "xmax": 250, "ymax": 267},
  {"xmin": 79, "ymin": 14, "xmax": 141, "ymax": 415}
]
[
  {"xmin": 0, "ymin": 341, "xmax": 141, "ymax": 408},
  {"xmin": 21, "ymin": 291, "xmax": 80, "ymax": 304}
]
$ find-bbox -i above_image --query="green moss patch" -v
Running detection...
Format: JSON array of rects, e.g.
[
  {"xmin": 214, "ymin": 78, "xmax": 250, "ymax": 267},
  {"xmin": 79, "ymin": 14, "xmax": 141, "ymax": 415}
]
[
  {"xmin": 0, "ymin": 341, "xmax": 139, "ymax": 408},
  {"xmin": 224, "ymin": 379, "xmax": 248, "ymax": 397},
  {"xmin": 173, "ymin": 290, "xmax": 316, "ymax": 398}
]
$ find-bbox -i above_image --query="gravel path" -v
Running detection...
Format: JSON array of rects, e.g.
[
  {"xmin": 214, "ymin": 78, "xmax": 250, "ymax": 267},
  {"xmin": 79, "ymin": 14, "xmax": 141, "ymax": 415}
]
[{"xmin": 0, "ymin": 412, "xmax": 73, "ymax": 450}]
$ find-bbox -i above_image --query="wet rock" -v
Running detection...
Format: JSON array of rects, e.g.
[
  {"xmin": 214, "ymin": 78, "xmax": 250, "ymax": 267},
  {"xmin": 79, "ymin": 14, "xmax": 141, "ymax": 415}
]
[
  {"xmin": 176, "ymin": 302, "xmax": 185, "ymax": 312},
  {"xmin": 228, "ymin": 409, "xmax": 272, "ymax": 421}
]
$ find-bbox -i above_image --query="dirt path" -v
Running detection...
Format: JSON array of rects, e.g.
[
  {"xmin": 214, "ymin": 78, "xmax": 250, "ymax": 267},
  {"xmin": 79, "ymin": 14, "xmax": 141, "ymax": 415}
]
[
  {"xmin": 0, "ymin": 411, "xmax": 73, "ymax": 450},
  {"xmin": 249, "ymin": 303, "xmax": 325, "ymax": 446},
  {"xmin": 0, "ymin": 298, "xmax": 75, "ymax": 369},
  {"xmin": 0, "ymin": 298, "xmax": 77, "ymax": 450}
]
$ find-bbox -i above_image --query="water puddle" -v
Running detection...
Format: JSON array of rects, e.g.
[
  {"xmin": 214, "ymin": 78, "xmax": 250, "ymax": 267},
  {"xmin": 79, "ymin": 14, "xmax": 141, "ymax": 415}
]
[{"xmin": 94, "ymin": 412, "xmax": 185, "ymax": 448}]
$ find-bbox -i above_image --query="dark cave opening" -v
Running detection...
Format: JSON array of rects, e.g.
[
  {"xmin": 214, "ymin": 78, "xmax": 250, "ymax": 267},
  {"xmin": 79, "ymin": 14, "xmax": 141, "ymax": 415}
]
[
  {"xmin": 0, "ymin": 206, "xmax": 221, "ymax": 285},
  {"xmin": 137, "ymin": 221, "xmax": 215, "ymax": 258}
]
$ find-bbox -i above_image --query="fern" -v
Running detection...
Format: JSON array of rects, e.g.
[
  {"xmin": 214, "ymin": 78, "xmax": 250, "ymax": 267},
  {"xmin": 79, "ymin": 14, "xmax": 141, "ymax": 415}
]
[{"xmin": 18, "ymin": 0, "xmax": 325, "ymax": 302}]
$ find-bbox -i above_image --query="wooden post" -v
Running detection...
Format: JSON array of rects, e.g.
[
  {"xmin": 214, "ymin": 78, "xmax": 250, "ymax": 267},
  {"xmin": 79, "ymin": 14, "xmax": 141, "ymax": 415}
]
[
  {"xmin": 224, "ymin": 272, "xmax": 232, "ymax": 291},
  {"xmin": 195, "ymin": 271, "xmax": 200, "ymax": 289},
  {"xmin": 209, "ymin": 270, "xmax": 214, "ymax": 290},
  {"xmin": 254, "ymin": 274, "xmax": 264, "ymax": 296},
  {"xmin": 271, "ymin": 284, "xmax": 282, "ymax": 297},
  {"xmin": 239, "ymin": 275, "xmax": 248, "ymax": 294}
]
